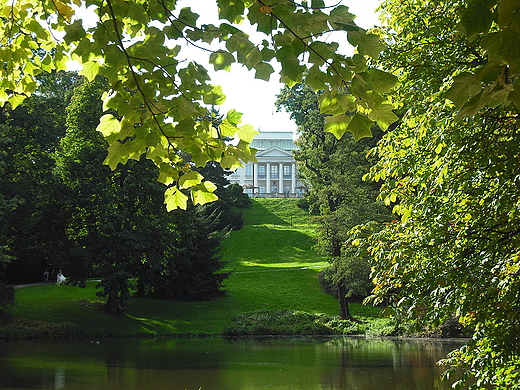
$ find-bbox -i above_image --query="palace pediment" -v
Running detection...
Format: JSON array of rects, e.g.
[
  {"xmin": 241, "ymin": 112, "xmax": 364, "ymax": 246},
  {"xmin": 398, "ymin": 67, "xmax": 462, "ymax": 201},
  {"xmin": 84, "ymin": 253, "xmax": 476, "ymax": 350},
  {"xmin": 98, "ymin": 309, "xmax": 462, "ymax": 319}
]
[{"xmin": 256, "ymin": 146, "xmax": 294, "ymax": 158}]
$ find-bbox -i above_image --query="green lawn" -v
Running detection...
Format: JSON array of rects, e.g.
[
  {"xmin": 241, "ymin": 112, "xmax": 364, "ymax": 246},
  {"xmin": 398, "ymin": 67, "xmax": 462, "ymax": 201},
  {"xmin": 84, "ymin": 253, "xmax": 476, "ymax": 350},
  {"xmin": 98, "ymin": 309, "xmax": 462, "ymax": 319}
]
[
  {"xmin": 2, "ymin": 198, "xmax": 386, "ymax": 338},
  {"xmin": 241, "ymin": 197, "xmax": 314, "ymax": 227}
]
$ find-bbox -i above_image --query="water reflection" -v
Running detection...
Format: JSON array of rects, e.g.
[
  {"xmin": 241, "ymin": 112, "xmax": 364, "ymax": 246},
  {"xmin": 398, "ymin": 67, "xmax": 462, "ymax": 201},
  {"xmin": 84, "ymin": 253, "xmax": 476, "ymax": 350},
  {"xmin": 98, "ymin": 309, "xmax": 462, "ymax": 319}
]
[{"xmin": 0, "ymin": 337, "xmax": 464, "ymax": 390}]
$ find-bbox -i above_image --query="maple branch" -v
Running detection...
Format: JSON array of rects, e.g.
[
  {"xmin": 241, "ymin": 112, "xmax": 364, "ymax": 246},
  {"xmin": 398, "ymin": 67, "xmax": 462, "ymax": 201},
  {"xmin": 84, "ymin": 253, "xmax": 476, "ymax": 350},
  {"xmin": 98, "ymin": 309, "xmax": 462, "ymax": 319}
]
[
  {"xmin": 256, "ymin": 0, "xmax": 353, "ymax": 91},
  {"xmin": 104, "ymin": 0, "xmax": 179, "ymax": 159}
]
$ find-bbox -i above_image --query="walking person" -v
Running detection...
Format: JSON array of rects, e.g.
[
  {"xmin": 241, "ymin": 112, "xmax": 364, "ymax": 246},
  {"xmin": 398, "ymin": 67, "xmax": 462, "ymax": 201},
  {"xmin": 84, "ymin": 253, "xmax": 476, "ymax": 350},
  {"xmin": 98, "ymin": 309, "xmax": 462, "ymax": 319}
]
[{"xmin": 56, "ymin": 270, "xmax": 66, "ymax": 286}]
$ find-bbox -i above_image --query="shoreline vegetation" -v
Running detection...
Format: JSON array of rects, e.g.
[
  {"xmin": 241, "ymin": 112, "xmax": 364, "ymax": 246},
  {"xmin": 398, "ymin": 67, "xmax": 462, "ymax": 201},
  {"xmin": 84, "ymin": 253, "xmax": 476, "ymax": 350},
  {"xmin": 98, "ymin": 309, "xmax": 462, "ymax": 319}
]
[{"xmin": 0, "ymin": 199, "xmax": 448, "ymax": 340}]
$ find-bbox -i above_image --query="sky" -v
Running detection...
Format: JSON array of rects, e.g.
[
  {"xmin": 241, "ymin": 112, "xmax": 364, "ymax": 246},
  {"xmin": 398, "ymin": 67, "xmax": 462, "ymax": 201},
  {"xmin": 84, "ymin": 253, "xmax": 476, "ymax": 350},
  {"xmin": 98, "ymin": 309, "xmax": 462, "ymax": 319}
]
[{"xmin": 182, "ymin": 0, "xmax": 382, "ymax": 134}]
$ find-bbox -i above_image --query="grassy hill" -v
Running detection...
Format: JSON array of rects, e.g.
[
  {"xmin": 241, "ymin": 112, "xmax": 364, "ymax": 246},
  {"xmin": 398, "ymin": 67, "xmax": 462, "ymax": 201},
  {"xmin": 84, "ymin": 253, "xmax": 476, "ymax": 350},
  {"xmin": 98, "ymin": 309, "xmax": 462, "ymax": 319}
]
[
  {"xmin": 1, "ymin": 198, "xmax": 389, "ymax": 339},
  {"xmin": 240, "ymin": 197, "xmax": 313, "ymax": 227}
]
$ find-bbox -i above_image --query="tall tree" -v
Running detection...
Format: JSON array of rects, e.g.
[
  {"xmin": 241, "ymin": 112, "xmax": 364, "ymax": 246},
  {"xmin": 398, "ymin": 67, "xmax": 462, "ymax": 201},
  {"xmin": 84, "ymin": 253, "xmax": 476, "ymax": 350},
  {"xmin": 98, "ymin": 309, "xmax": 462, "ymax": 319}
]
[
  {"xmin": 364, "ymin": 0, "xmax": 520, "ymax": 387},
  {"xmin": 56, "ymin": 77, "xmax": 132, "ymax": 312},
  {"xmin": 0, "ymin": 71, "xmax": 80, "ymax": 283},
  {"xmin": 277, "ymin": 84, "xmax": 392, "ymax": 320},
  {"xmin": 0, "ymin": 0, "xmax": 398, "ymax": 208}
]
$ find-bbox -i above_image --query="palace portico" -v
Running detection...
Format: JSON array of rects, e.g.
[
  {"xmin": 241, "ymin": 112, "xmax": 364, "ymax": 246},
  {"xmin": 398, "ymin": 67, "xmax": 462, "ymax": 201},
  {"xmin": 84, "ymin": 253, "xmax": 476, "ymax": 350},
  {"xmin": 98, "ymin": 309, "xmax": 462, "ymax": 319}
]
[{"xmin": 229, "ymin": 131, "xmax": 304, "ymax": 197}]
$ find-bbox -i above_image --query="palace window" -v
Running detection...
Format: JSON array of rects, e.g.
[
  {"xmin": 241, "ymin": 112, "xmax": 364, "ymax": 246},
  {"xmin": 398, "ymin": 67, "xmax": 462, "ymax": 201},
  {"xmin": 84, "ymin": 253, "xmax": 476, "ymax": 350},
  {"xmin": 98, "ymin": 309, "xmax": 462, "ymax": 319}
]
[
  {"xmin": 270, "ymin": 164, "xmax": 279, "ymax": 178},
  {"xmin": 258, "ymin": 165, "xmax": 266, "ymax": 177}
]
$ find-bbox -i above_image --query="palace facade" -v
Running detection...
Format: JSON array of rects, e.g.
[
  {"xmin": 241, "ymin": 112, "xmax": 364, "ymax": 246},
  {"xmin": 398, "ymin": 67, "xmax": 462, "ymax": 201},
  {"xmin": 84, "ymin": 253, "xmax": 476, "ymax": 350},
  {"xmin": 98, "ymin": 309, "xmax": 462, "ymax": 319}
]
[{"xmin": 229, "ymin": 131, "xmax": 304, "ymax": 197}]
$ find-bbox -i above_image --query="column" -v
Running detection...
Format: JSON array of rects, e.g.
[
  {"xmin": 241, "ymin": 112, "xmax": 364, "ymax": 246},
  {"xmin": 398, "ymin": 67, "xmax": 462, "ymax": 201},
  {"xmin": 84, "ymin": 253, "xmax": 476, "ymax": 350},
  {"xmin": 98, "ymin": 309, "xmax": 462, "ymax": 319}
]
[
  {"xmin": 253, "ymin": 163, "xmax": 258, "ymax": 196},
  {"xmin": 279, "ymin": 162, "xmax": 283, "ymax": 194},
  {"xmin": 291, "ymin": 162, "xmax": 296, "ymax": 196},
  {"xmin": 266, "ymin": 162, "xmax": 271, "ymax": 194},
  {"xmin": 239, "ymin": 165, "xmax": 245, "ymax": 182}
]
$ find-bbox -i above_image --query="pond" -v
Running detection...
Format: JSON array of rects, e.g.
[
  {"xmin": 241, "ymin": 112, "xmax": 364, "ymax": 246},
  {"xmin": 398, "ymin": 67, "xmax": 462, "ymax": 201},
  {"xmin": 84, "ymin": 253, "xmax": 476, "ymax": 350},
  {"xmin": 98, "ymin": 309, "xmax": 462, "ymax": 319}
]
[{"xmin": 0, "ymin": 337, "xmax": 465, "ymax": 390}]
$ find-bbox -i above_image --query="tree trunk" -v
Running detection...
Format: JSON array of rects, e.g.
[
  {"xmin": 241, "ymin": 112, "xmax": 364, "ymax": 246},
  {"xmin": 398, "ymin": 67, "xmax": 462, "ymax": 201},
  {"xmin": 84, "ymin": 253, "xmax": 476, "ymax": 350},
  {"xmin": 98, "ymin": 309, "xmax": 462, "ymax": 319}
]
[
  {"xmin": 331, "ymin": 242, "xmax": 357, "ymax": 321},
  {"xmin": 338, "ymin": 283, "xmax": 361, "ymax": 322},
  {"xmin": 338, "ymin": 283, "xmax": 351, "ymax": 320},
  {"xmin": 135, "ymin": 276, "xmax": 146, "ymax": 297},
  {"xmin": 105, "ymin": 290, "xmax": 120, "ymax": 314}
]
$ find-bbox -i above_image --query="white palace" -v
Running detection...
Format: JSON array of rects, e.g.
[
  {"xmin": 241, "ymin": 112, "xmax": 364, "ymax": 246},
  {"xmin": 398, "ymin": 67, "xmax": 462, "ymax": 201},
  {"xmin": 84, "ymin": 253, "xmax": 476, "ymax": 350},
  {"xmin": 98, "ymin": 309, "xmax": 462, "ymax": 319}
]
[{"xmin": 229, "ymin": 131, "xmax": 304, "ymax": 198}]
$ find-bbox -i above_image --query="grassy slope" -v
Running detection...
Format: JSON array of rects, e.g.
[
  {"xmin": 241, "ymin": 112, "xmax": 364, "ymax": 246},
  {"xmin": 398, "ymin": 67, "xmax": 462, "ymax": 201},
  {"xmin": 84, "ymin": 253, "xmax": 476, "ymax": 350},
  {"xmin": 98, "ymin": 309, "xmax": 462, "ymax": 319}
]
[{"xmin": 3, "ymin": 199, "xmax": 382, "ymax": 338}]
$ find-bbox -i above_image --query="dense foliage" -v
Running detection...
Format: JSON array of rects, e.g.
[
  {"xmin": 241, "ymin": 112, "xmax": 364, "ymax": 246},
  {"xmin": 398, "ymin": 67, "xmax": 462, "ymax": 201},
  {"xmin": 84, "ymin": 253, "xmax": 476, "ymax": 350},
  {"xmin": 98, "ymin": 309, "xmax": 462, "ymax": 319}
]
[
  {"xmin": 0, "ymin": 71, "xmax": 80, "ymax": 310},
  {"xmin": 0, "ymin": 0, "xmax": 398, "ymax": 209},
  {"xmin": 0, "ymin": 72, "xmax": 80, "ymax": 285},
  {"xmin": 0, "ymin": 73, "xmax": 246, "ymax": 313},
  {"xmin": 362, "ymin": 0, "xmax": 520, "ymax": 387},
  {"xmin": 1, "ymin": 0, "xmax": 519, "ymax": 384}
]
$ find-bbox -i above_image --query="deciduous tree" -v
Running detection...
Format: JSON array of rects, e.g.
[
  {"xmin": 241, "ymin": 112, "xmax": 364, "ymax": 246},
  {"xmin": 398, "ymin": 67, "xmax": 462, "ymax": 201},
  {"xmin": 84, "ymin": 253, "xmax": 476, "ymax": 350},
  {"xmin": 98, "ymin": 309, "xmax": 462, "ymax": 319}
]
[
  {"xmin": 0, "ymin": 0, "xmax": 398, "ymax": 209},
  {"xmin": 364, "ymin": 0, "xmax": 520, "ymax": 387},
  {"xmin": 0, "ymin": 71, "xmax": 80, "ymax": 283},
  {"xmin": 277, "ymin": 84, "xmax": 392, "ymax": 320}
]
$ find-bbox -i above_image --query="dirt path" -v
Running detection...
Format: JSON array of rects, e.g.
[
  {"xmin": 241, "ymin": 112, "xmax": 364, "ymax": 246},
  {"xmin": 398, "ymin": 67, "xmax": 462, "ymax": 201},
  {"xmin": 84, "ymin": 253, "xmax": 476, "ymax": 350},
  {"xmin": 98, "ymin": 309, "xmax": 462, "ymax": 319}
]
[{"xmin": 9, "ymin": 283, "xmax": 46, "ymax": 289}]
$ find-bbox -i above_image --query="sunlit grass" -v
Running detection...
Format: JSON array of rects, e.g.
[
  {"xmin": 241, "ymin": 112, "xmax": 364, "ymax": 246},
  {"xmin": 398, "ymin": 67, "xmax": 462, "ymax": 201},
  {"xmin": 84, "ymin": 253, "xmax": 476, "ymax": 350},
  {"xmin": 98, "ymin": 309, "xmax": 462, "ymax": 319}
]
[
  {"xmin": 3, "ymin": 198, "xmax": 386, "ymax": 338},
  {"xmin": 221, "ymin": 223, "xmax": 325, "ymax": 271}
]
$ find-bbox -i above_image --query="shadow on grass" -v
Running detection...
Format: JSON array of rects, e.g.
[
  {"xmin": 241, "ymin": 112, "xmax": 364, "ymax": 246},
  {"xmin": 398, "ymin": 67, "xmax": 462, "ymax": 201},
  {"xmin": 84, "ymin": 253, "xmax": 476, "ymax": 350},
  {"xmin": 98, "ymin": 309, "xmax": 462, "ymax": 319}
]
[
  {"xmin": 242, "ymin": 200, "xmax": 289, "ymax": 226},
  {"xmin": 241, "ymin": 199, "xmax": 313, "ymax": 227}
]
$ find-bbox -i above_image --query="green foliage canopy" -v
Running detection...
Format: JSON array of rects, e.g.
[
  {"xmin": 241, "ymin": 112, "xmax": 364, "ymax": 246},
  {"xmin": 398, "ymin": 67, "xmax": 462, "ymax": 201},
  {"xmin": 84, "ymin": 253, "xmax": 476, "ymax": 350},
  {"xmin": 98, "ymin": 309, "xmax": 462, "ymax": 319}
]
[
  {"xmin": 363, "ymin": 0, "xmax": 520, "ymax": 387},
  {"xmin": 0, "ymin": 71, "xmax": 81, "ymax": 284},
  {"xmin": 0, "ymin": 0, "xmax": 398, "ymax": 209}
]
